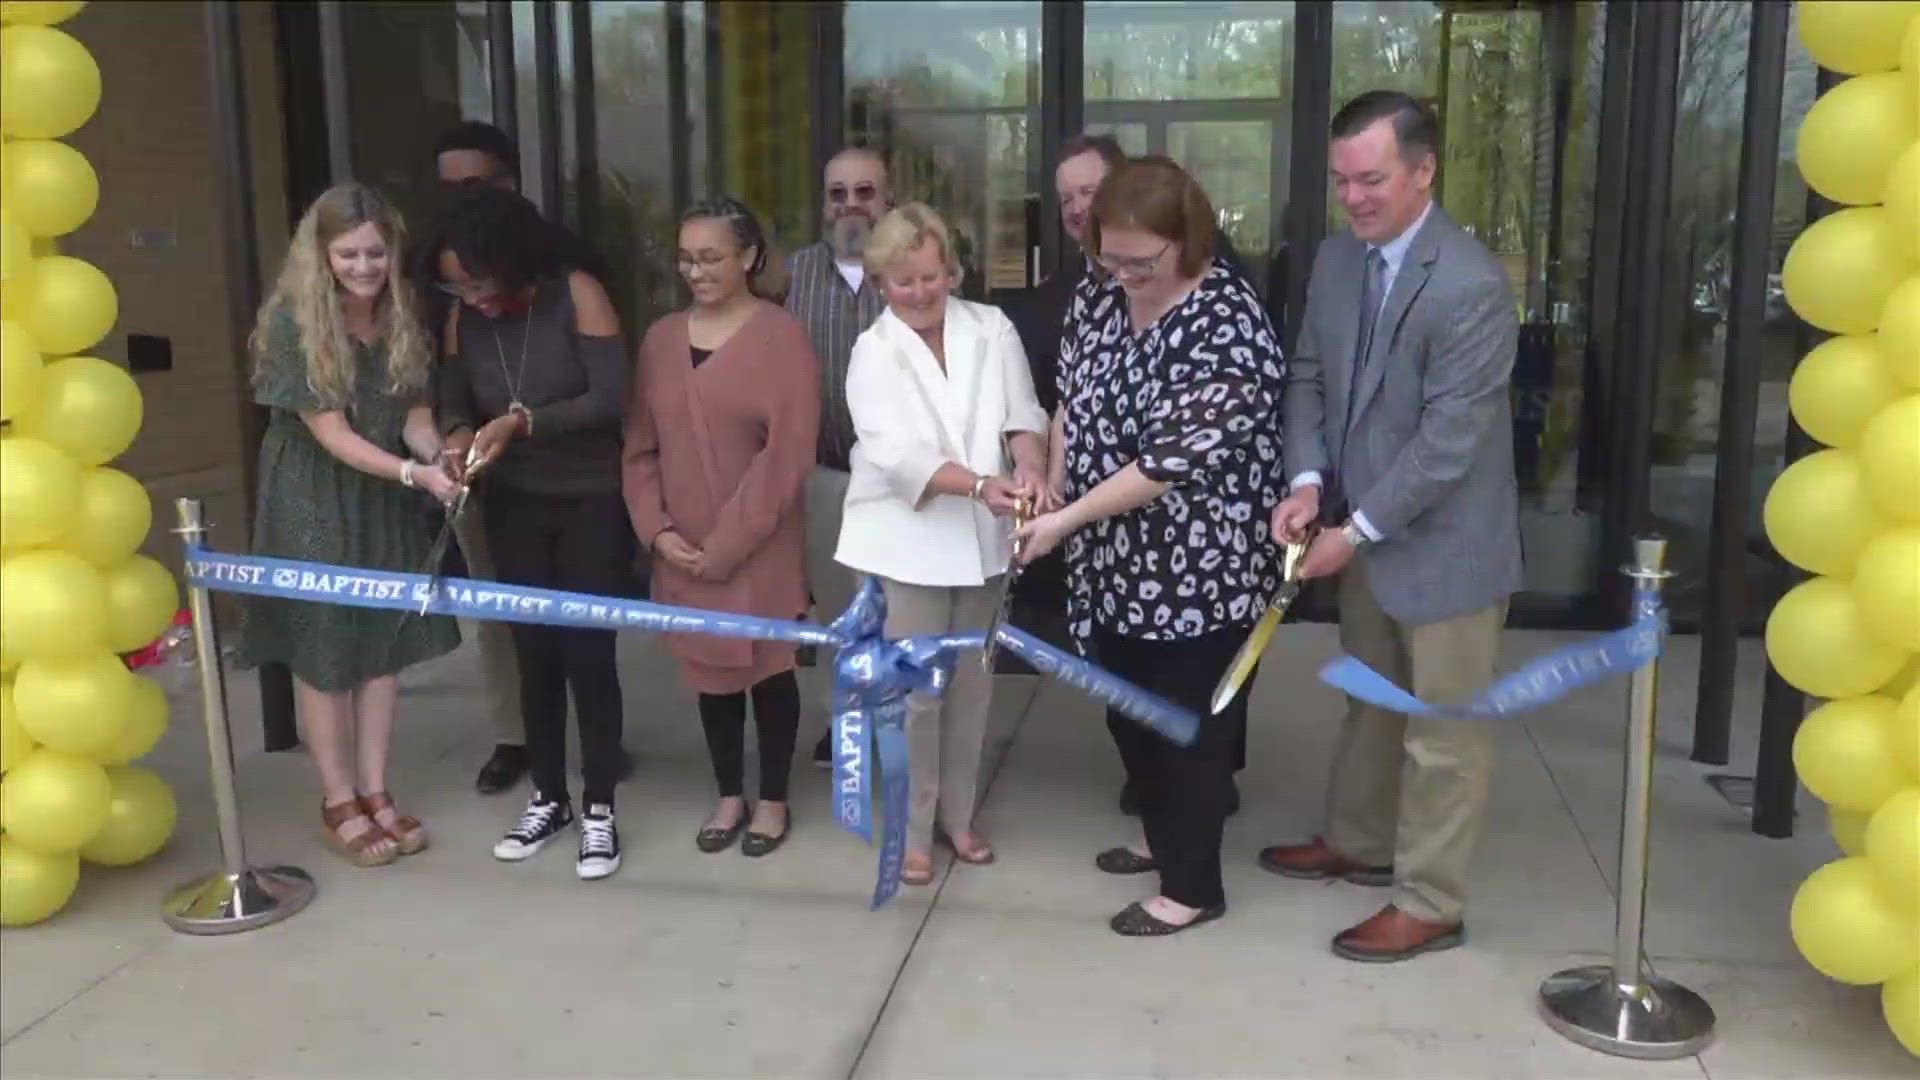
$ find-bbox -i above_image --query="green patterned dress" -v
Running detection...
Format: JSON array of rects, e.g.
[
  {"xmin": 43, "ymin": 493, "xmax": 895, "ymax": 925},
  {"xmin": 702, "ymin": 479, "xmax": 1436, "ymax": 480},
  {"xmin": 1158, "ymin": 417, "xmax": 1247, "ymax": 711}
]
[{"xmin": 235, "ymin": 310, "xmax": 461, "ymax": 691}]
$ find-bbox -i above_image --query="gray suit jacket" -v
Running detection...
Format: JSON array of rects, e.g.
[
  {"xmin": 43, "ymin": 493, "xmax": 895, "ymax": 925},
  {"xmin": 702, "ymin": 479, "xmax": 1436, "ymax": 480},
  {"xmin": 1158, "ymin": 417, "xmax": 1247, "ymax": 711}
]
[{"xmin": 1281, "ymin": 205, "xmax": 1523, "ymax": 625}]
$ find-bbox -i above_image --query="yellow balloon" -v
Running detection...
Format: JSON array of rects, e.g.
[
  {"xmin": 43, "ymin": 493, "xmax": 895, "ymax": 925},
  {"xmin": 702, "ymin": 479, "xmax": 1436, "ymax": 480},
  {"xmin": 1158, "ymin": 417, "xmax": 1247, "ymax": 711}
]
[
  {"xmin": 1907, "ymin": 12, "xmax": 1920, "ymax": 92},
  {"xmin": 1899, "ymin": 685, "xmax": 1920, "ymax": 778},
  {"xmin": 10, "ymin": 653, "xmax": 132, "ymax": 758},
  {"xmin": 14, "ymin": 355, "xmax": 143, "ymax": 466},
  {"xmin": 0, "ymin": 139, "xmax": 96, "ymax": 238},
  {"xmin": 0, "ymin": 435, "xmax": 79, "ymax": 551},
  {"xmin": 0, "ymin": 834, "xmax": 78, "ymax": 927},
  {"xmin": 1791, "ymin": 856, "xmax": 1920, "ymax": 984},
  {"xmin": 0, "ymin": 548, "xmax": 108, "ymax": 661},
  {"xmin": 0, "ymin": 678, "xmax": 35, "ymax": 773},
  {"xmin": 1883, "ymin": 654, "xmax": 1920, "ymax": 700},
  {"xmin": 17, "ymin": 254, "xmax": 116, "ymax": 356},
  {"xmin": 77, "ymin": 764, "xmax": 175, "ymax": 866},
  {"xmin": 1887, "ymin": 970, "xmax": 1920, "ymax": 1058},
  {"xmin": 66, "ymin": 466, "xmax": 151, "ymax": 567},
  {"xmin": 1855, "ymin": 529, "xmax": 1920, "ymax": 651},
  {"xmin": 0, "ymin": 2, "xmax": 87, "ymax": 26},
  {"xmin": 1797, "ymin": 1, "xmax": 1920, "ymax": 74},
  {"xmin": 0, "ymin": 24, "xmax": 99, "ymax": 139},
  {"xmin": 1859, "ymin": 393, "xmax": 1920, "ymax": 524},
  {"xmin": 1767, "ymin": 577, "xmax": 1910, "ymax": 699},
  {"xmin": 1867, "ymin": 787, "xmax": 1920, "ymax": 911},
  {"xmin": 0, "ymin": 207, "xmax": 27, "ymax": 280},
  {"xmin": 1783, "ymin": 207, "xmax": 1918, "ymax": 335},
  {"xmin": 101, "ymin": 555, "xmax": 178, "ymax": 654},
  {"xmin": 0, "ymin": 746, "xmax": 109, "ymax": 854},
  {"xmin": 1891, "ymin": 144, "xmax": 1920, "ymax": 266},
  {"xmin": 1795, "ymin": 696, "xmax": 1910, "ymax": 812},
  {"xmin": 1792, "ymin": 335, "xmax": 1905, "ymax": 446},
  {"xmin": 94, "ymin": 673, "xmax": 164, "ymax": 766},
  {"xmin": 1762, "ymin": 449, "xmax": 1884, "ymax": 576},
  {"xmin": 0, "ymin": 317, "xmax": 44, "ymax": 420},
  {"xmin": 1832, "ymin": 806, "xmax": 1872, "ymax": 856},
  {"xmin": 1882, "ymin": 276, "xmax": 1920, "ymax": 390},
  {"xmin": 1796, "ymin": 72, "xmax": 1918, "ymax": 206}
]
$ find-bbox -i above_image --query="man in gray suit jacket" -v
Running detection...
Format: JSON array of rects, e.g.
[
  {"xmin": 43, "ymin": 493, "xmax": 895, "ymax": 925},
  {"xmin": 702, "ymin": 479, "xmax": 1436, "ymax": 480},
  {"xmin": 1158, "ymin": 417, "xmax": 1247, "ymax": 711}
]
[{"xmin": 1258, "ymin": 91, "xmax": 1523, "ymax": 963}]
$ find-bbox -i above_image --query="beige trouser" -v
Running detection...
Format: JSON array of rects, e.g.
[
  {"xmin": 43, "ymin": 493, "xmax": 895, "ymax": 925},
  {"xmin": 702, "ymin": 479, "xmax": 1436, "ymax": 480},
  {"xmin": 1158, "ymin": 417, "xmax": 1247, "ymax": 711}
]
[
  {"xmin": 881, "ymin": 576, "xmax": 1001, "ymax": 851},
  {"xmin": 804, "ymin": 467, "xmax": 858, "ymax": 708},
  {"xmin": 1325, "ymin": 558, "xmax": 1507, "ymax": 924},
  {"xmin": 453, "ymin": 501, "xmax": 523, "ymax": 747}
]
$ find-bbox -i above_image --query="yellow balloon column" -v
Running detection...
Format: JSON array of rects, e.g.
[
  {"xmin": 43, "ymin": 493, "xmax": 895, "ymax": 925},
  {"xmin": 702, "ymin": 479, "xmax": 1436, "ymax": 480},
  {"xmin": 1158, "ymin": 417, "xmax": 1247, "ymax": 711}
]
[
  {"xmin": 0, "ymin": 0, "xmax": 178, "ymax": 929},
  {"xmin": 1768, "ymin": 0, "xmax": 1920, "ymax": 1059}
]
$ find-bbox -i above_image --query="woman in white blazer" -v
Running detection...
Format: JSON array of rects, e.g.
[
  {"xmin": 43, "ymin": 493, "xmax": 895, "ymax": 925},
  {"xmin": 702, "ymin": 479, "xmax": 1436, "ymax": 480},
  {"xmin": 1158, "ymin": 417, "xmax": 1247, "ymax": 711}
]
[{"xmin": 836, "ymin": 202, "xmax": 1051, "ymax": 885}]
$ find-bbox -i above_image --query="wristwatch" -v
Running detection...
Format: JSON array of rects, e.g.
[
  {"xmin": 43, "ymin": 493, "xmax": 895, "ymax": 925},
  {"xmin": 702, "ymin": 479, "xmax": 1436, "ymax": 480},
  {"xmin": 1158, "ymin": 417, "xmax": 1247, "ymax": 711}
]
[{"xmin": 1339, "ymin": 519, "xmax": 1372, "ymax": 550}]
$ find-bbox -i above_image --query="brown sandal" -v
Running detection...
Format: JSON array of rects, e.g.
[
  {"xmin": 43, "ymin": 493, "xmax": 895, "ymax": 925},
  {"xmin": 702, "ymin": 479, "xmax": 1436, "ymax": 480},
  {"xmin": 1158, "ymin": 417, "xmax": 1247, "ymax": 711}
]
[
  {"xmin": 900, "ymin": 849, "xmax": 935, "ymax": 886},
  {"xmin": 940, "ymin": 829, "xmax": 996, "ymax": 865},
  {"xmin": 359, "ymin": 792, "xmax": 429, "ymax": 856},
  {"xmin": 321, "ymin": 799, "xmax": 399, "ymax": 867}
]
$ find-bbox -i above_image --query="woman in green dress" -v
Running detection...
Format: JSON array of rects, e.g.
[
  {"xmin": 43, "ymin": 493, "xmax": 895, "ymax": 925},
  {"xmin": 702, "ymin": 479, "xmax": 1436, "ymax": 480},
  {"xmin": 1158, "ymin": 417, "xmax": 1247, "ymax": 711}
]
[{"xmin": 238, "ymin": 182, "xmax": 464, "ymax": 868}]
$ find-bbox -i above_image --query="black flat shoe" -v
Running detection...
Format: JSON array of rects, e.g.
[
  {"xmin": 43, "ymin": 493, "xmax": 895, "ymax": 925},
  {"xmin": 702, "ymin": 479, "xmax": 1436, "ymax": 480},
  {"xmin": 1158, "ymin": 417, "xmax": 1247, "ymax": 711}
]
[
  {"xmin": 475, "ymin": 745, "xmax": 527, "ymax": 795},
  {"xmin": 741, "ymin": 827, "xmax": 789, "ymax": 858},
  {"xmin": 696, "ymin": 821, "xmax": 744, "ymax": 853},
  {"xmin": 1109, "ymin": 900, "xmax": 1227, "ymax": 937},
  {"xmin": 1095, "ymin": 847, "xmax": 1157, "ymax": 874}
]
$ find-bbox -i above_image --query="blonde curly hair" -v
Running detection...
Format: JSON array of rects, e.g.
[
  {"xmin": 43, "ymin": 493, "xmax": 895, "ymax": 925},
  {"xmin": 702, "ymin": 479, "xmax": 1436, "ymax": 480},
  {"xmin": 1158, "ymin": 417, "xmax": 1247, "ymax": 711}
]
[{"xmin": 250, "ymin": 182, "xmax": 431, "ymax": 408}]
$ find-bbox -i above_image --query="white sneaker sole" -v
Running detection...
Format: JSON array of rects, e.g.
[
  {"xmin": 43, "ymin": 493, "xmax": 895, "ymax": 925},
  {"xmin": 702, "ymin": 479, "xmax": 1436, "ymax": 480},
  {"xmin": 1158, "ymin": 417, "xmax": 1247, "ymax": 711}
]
[
  {"xmin": 577, "ymin": 854, "xmax": 621, "ymax": 880},
  {"xmin": 494, "ymin": 832, "xmax": 561, "ymax": 861}
]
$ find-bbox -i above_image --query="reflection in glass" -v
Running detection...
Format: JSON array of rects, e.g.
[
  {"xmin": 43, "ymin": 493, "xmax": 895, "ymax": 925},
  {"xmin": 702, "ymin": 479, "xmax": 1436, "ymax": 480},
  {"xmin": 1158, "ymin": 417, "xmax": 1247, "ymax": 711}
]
[
  {"xmin": 844, "ymin": 0, "xmax": 1043, "ymax": 295},
  {"xmin": 1083, "ymin": 1, "xmax": 1294, "ymax": 296},
  {"xmin": 344, "ymin": 1, "xmax": 495, "ymax": 225},
  {"xmin": 1647, "ymin": 2, "xmax": 1819, "ymax": 626}
]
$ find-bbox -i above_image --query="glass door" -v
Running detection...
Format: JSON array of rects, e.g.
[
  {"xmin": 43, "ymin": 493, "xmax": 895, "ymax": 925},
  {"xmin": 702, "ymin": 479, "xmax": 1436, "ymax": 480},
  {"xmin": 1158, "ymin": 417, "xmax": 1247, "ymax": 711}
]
[{"xmin": 842, "ymin": 0, "xmax": 1046, "ymax": 299}]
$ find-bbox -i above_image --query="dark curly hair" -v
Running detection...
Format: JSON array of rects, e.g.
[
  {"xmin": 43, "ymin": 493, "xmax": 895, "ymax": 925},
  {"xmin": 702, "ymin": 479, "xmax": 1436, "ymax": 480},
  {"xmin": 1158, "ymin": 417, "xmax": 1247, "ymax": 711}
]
[
  {"xmin": 428, "ymin": 183, "xmax": 567, "ymax": 295},
  {"xmin": 680, "ymin": 195, "xmax": 769, "ymax": 286}
]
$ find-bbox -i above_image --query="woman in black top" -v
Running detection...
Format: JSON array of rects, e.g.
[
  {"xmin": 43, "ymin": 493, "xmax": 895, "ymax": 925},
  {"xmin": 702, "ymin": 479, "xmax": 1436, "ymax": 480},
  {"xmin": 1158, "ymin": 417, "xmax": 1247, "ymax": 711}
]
[
  {"xmin": 1017, "ymin": 157, "xmax": 1287, "ymax": 936},
  {"xmin": 433, "ymin": 185, "xmax": 635, "ymax": 881}
]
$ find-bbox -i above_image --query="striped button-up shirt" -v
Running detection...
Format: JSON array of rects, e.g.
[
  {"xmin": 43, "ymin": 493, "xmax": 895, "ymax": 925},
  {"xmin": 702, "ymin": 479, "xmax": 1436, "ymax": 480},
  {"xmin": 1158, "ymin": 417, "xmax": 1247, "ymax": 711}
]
[{"xmin": 785, "ymin": 241, "xmax": 886, "ymax": 472}]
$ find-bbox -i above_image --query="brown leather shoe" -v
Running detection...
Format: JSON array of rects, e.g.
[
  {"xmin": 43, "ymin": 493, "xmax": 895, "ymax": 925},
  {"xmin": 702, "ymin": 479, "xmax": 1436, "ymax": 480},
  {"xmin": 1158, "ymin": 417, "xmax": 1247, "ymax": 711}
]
[
  {"xmin": 1331, "ymin": 904, "xmax": 1465, "ymax": 963},
  {"xmin": 1256, "ymin": 836, "xmax": 1393, "ymax": 886}
]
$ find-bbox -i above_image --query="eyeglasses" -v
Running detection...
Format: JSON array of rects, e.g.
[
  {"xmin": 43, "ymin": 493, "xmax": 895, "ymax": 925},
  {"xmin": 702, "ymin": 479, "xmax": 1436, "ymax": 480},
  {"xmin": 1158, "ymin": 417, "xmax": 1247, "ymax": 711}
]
[
  {"xmin": 675, "ymin": 253, "xmax": 735, "ymax": 272},
  {"xmin": 436, "ymin": 278, "xmax": 499, "ymax": 299},
  {"xmin": 827, "ymin": 182, "xmax": 881, "ymax": 204},
  {"xmin": 1095, "ymin": 241, "xmax": 1172, "ymax": 279}
]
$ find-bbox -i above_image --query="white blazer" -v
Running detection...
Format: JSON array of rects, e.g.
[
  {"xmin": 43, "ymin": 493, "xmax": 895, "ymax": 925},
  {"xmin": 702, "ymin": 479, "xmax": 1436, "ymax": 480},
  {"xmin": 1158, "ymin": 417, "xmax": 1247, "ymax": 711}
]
[{"xmin": 836, "ymin": 296, "xmax": 1049, "ymax": 588}]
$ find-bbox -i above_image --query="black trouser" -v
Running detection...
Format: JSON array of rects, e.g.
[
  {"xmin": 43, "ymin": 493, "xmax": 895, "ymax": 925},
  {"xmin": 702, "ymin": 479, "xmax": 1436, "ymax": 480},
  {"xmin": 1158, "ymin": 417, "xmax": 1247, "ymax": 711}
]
[
  {"xmin": 1107, "ymin": 664, "xmax": 1247, "ymax": 787},
  {"xmin": 698, "ymin": 670, "xmax": 801, "ymax": 802},
  {"xmin": 482, "ymin": 489, "xmax": 633, "ymax": 807},
  {"xmin": 1096, "ymin": 624, "xmax": 1255, "ymax": 910}
]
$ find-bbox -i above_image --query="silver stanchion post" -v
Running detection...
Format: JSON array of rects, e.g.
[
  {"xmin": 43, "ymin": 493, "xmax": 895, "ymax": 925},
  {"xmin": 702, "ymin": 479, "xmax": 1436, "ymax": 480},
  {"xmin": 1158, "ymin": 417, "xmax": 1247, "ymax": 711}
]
[
  {"xmin": 162, "ymin": 498, "xmax": 317, "ymax": 935},
  {"xmin": 1539, "ymin": 535, "xmax": 1715, "ymax": 1058}
]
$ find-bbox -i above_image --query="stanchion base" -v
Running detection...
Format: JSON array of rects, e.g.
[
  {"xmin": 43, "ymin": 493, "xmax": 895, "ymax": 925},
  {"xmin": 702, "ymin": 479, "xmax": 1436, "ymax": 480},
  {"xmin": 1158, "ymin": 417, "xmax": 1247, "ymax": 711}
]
[
  {"xmin": 162, "ymin": 866, "xmax": 316, "ymax": 936},
  {"xmin": 1538, "ymin": 964, "xmax": 1716, "ymax": 1060}
]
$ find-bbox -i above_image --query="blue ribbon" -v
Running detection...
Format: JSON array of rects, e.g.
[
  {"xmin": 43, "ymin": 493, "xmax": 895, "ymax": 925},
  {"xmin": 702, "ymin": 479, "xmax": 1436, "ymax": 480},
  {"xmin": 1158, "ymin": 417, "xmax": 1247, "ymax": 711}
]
[
  {"xmin": 1317, "ymin": 581, "xmax": 1668, "ymax": 718},
  {"xmin": 183, "ymin": 546, "xmax": 1199, "ymax": 909}
]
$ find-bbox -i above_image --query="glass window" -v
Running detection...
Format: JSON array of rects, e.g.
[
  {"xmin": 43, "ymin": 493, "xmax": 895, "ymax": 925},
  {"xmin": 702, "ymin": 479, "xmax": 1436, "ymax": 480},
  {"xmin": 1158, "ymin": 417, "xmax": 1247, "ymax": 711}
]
[
  {"xmin": 845, "ymin": 0, "xmax": 1044, "ymax": 295},
  {"xmin": 1331, "ymin": 2, "xmax": 1609, "ymax": 615},
  {"xmin": 343, "ymin": 1, "xmax": 495, "ymax": 225},
  {"xmin": 1083, "ymin": 1, "xmax": 1295, "ymax": 295},
  {"xmin": 1648, "ymin": 2, "xmax": 1819, "ymax": 628}
]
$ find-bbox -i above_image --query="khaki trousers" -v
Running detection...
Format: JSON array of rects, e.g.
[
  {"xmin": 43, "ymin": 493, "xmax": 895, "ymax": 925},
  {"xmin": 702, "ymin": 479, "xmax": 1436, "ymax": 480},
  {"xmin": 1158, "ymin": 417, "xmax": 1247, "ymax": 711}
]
[
  {"xmin": 453, "ymin": 501, "xmax": 523, "ymax": 747},
  {"xmin": 803, "ymin": 467, "xmax": 857, "ymax": 709},
  {"xmin": 1325, "ymin": 558, "xmax": 1507, "ymax": 923},
  {"xmin": 880, "ymin": 576, "xmax": 1001, "ymax": 851}
]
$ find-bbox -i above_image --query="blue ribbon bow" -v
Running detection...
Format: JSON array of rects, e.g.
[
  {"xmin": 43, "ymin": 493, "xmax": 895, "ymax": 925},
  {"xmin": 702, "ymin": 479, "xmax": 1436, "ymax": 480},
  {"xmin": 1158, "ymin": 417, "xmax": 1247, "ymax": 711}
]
[{"xmin": 182, "ymin": 547, "xmax": 1199, "ymax": 909}]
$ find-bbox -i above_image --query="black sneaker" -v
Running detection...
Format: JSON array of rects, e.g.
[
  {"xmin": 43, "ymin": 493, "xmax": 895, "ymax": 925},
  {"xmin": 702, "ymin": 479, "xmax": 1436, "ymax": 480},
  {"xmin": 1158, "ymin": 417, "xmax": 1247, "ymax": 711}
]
[
  {"xmin": 812, "ymin": 732, "xmax": 833, "ymax": 769},
  {"xmin": 493, "ymin": 793, "xmax": 573, "ymax": 861},
  {"xmin": 577, "ymin": 803, "xmax": 621, "ymax": 880}
]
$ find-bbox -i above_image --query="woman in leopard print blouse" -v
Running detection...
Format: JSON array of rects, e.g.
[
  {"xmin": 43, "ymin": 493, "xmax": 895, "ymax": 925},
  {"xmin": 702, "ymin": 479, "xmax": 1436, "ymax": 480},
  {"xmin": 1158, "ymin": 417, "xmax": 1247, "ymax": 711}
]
[{"xmin": 1017, "ymin": 156, "xmax": 1286, "ymax": 937}]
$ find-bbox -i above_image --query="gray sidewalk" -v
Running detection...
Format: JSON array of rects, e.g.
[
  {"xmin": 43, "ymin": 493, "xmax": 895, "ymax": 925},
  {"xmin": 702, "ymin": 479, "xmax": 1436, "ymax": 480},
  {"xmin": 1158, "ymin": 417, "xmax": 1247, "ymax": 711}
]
[{"xmin": 0, "ymin": 623, "xmax": 1908, "ymax": 1079}]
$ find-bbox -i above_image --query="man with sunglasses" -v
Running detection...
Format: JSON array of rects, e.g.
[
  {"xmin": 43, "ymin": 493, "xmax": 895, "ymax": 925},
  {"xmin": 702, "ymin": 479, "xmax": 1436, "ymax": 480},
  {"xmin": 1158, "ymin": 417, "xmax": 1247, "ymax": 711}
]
[
  {"xmin": 414, "ymin": 120, "xmax": 629, "ymax": 796},
  {"xmin": 782, "ymin": 148, "xmax": 894, "ymax": 769}
]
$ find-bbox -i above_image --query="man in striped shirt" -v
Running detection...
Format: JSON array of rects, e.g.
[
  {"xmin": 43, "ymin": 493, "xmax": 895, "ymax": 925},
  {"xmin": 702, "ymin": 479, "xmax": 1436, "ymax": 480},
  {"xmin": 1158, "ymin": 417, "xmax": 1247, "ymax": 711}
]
[{"xmin": 785, "ymin": 148, "xmax": 892, "ymax": 766}]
